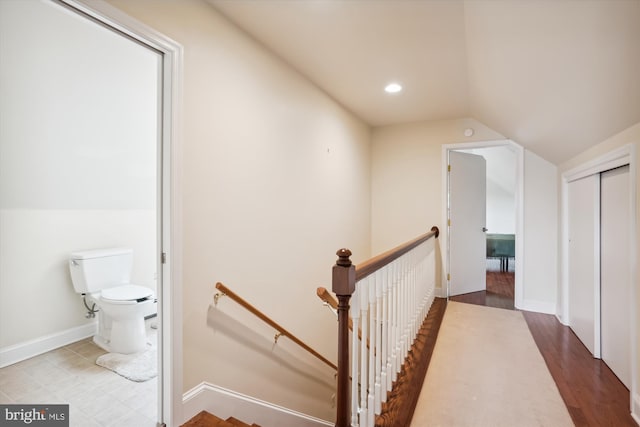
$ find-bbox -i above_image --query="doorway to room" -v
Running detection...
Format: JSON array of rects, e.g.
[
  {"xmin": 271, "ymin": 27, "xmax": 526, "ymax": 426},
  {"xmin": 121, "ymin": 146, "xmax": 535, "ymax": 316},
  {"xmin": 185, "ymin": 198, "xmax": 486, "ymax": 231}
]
[{"xmin": 445, "ymin": 141, "xmax": 521, "ymax": 310}]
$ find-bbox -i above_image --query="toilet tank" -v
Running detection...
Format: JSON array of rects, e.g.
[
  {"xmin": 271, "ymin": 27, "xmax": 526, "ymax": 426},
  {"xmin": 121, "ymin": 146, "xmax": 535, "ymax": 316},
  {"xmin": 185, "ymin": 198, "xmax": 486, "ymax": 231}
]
[{"xmin": 69, "ymin": 248, "xmax": 133, "ymax": 294}]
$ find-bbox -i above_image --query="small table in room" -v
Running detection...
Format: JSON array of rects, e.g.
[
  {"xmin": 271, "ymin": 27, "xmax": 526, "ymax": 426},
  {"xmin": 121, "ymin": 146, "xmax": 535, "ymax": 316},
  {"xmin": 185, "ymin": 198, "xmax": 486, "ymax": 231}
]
[{"xmin": 486, "ymin": 234, "xmax": 515, "ymax": 272}]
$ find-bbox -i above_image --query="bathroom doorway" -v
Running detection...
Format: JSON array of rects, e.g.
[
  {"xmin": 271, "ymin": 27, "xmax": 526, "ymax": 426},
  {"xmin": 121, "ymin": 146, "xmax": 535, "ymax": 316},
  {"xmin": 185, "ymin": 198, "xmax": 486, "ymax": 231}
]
[{"xmin": 0, "ymin": 0, "xmax": 180, "ymax": 425}]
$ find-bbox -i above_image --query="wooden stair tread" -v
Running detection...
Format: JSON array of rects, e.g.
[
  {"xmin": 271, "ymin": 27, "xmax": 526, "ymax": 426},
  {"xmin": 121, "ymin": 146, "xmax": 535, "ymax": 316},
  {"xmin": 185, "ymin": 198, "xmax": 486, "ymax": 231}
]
[
  {"xmin": 181, "ymin": 410, "xmax": 232, "ymax": 427},
  {"xmin": 227, "ymin": 417, "xmax": 260, "ymax": 427},
  {"xmin": 181, "ymin": 411, "xmax": 260, "ymax": 427}
]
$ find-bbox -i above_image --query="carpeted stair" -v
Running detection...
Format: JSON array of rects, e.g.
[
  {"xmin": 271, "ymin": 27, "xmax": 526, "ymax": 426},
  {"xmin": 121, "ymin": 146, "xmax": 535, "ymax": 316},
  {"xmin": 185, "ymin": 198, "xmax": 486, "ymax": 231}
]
[{"xmin": 181, "ymin": 410, "xmax": 261, "ymax": 427}]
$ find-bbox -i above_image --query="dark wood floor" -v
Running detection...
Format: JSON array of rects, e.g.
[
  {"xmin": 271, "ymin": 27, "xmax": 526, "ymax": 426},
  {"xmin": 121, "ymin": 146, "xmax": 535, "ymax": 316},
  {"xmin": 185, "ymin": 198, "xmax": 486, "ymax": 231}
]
[
  {"xmin": 451, "ymin": 270, "xmax": 515, "ymax": 310},
  {"xmin": 451, "ymin": 270, "xmax": 637, "ymax": 427}
]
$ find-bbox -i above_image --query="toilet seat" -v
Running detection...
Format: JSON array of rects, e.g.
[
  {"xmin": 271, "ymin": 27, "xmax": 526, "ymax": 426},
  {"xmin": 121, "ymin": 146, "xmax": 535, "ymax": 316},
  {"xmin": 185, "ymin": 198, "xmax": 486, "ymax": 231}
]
[{"xmin": 101, "ymin": 284, "xmax": 153, "ymax": 304}]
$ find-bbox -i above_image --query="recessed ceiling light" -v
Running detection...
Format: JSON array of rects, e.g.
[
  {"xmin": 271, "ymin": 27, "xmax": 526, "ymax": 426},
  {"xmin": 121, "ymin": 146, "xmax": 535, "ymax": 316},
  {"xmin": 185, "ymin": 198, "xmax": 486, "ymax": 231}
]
[{"xmin": 384, "ymin": 82, "xmax": 403, "ymax": 94}]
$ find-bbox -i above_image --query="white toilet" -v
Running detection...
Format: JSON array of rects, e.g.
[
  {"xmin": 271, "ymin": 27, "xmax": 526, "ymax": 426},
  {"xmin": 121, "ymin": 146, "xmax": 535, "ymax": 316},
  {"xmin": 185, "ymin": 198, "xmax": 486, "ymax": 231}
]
[{"xmin": 69, "ymin": 247, "xmax": 156, "ymax": 354}]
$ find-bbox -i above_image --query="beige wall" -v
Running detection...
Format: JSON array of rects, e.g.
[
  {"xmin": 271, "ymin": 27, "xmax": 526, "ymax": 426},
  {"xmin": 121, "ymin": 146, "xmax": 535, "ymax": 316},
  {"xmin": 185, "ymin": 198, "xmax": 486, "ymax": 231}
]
[
  {"xmin": 558, "ymin": 121, "xmax": 640, "ymax": 415},
  {"xmin": 371, "ymin": 118, "xmax": 504, "ymax": 254},
  {"xmin": 106, "ymin": 0, "xmax": 371, "ymax": 420}
]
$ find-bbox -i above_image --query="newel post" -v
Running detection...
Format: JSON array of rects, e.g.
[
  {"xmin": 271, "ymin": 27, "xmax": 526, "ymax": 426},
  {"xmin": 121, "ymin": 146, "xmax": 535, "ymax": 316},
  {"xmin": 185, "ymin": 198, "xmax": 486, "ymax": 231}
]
[{"xmin": 333, "ymin": 248, "xmax": 356, "ymax": 427}]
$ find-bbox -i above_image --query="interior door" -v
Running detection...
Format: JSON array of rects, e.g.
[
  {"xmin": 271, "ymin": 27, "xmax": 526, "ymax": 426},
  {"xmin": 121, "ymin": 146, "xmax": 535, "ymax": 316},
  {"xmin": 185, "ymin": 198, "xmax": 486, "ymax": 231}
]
[
  {"xmin": 449, "ymin": 151, "xmax": 487, "ymax": 296},
  {"xmin": 600, "ymin": 165, "xmax": 631, "ymax": 388},
  {"xmin": 568, "ymin": 174, "xmax": 599, "ymax": 356}
]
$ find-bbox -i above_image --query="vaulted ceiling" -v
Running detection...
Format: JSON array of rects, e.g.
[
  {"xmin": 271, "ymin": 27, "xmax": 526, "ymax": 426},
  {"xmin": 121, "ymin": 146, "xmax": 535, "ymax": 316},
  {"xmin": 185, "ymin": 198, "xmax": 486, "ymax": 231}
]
[{"xmin": 208, "ymin": 0, "xmax": 640, "ymax": 164}]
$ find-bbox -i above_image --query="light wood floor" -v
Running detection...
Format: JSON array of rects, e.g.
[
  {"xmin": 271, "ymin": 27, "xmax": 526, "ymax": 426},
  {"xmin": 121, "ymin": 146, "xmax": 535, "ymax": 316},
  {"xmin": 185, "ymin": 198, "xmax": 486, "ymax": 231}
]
[{"xmin": 451, "ymin": 270, "xmax": 637, "ymax": 427}]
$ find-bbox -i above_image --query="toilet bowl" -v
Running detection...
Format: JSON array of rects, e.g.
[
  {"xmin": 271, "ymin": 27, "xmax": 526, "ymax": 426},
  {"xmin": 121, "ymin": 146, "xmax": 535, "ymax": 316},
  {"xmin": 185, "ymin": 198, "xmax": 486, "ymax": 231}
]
[
  {"xmin": 94, "ymin": 285, "xmax": 155, "ymax": 353},
  {"xmin": 69, "ymin": 248, "xmax": 156, "ymax": 354}
]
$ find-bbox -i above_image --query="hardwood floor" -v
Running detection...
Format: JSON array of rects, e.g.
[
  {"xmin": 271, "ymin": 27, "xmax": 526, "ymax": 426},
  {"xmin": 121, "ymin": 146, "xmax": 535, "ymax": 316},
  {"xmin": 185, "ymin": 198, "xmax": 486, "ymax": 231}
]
[
  {"xmin": 450, "ymin": 269, "xmax": 637, "ymax": 426},
  {"xmin": 524, "ymin": 310, "xmax": 636, "ymax": 427},
  {"xmin": 450, "ymin": 270, "xmax": 515, "ymax": 310}
]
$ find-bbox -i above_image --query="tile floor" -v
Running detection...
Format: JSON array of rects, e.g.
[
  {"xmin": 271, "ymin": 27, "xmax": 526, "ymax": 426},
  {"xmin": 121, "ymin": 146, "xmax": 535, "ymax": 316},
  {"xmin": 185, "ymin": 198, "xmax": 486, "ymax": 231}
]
[{"xmin": 0, "ymin": 324, "xmax": 157, "ymax": 427}]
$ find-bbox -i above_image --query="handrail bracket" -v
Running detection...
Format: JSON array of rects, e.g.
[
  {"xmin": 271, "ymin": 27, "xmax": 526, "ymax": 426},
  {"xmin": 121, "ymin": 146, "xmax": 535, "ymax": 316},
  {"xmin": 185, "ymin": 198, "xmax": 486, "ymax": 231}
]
[
  {"xmin": 323, "ymin": 301, "xmax": 338, "ymax": 317},
  {"xmin": 213, "ymin": 292, "xmax": 226, "ymax": 306}
]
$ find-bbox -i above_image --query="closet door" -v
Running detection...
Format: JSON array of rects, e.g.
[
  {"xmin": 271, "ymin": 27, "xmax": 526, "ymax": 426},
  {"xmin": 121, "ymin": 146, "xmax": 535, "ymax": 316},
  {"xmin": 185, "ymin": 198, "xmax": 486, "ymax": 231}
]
[
  {"xmin": 568, "ymin": 174, "xmax": 599, "ymax": 356},
  {"xmin": 600, "ymin": 165, "xmax": 631, "ymax": 388}
]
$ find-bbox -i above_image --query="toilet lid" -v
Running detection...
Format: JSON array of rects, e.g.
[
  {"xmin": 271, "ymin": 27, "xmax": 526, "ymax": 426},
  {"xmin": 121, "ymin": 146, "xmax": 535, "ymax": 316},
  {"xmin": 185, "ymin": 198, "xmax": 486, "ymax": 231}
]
[{"xmin": 101, "ymin": 284, "xmax": 153, "ymax": 302}]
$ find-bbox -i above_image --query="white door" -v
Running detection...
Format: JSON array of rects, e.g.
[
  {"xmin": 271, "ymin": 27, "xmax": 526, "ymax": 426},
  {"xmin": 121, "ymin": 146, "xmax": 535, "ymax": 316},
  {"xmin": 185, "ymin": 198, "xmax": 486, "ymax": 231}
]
[
  {"xmin": 600, "ymin": 165, "xmax": 631, "ymax": 388},
  {"xmin": 568, "ymin": 175, "xmax": 599, "ymax": 356},
  {"xmin": 449, "ymin": 151, "xmax": 487, "ymax": 296}
]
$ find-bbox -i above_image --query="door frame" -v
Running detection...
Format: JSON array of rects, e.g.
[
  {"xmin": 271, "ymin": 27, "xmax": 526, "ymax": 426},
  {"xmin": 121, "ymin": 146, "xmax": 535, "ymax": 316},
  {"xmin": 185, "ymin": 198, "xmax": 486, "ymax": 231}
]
[
  {"xmin": 442, "ymin": 140, "xmax": 524, "ymax": 307},
  {"xmin": 59, "ymin": 1, "xmax": 184, "ymax": 425},
  {"xmin": 561, "ymin": 143, "xmax": 637, "ymax": 415}
]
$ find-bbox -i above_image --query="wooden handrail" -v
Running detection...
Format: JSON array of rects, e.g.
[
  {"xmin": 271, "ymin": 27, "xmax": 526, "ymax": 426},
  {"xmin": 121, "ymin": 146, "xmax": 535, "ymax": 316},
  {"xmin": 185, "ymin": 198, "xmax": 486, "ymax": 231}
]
[
  {"xmin": 214, "ymin": 282, "xmax": 337, "ymax": 371},
  {"xmin": 317, "ymin": 287, "xmax": 368, "ymax": 347},
  {"xmin": 356, "ymin": 226, "xmax": 439, "ymax": 281},
  {"xmin": 316, "ymin": 286, "xmax": 338, "ymax": 310}
]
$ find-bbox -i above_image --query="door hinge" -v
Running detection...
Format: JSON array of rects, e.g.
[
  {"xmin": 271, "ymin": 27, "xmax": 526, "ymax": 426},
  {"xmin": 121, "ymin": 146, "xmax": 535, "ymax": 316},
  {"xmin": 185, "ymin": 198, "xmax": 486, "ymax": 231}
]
[
  {"xmin": 448, "ymin": 164, "xmax": 451, "ymax": 172},
  {"xmin": 161, "ymin": 252, "xmax": 167, "ymax": 264},
  {"xmin": 448, "ymin": 218, "xmax": 451, "ymax": 226},
  {"xmin": 447, "ymin": 273, "xmax": 451, "ymax": 281}
]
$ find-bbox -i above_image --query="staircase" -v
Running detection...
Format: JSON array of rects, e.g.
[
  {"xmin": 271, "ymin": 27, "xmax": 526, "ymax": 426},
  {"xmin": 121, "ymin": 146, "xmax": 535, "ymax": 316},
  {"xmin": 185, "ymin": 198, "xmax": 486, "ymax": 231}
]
[{"xmin": 182, "ymin": 410, "xmax": 261, "ymax": 427}]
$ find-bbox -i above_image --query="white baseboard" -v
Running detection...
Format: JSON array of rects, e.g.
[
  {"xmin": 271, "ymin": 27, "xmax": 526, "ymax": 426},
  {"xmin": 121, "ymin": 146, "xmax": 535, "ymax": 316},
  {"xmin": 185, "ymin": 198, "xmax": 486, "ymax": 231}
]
[
  {"xmin": 555, "ymin": 313, "xmax": 570, "ymax": 326},
  {"xmin": 518, "ymin": 298, "xmax": 556, "ymax": 315},
  {"xmin": 0, "ymin": 322, "xmax": 96, "ymax": 368},
  {"xmin": 435, "ymin": 287, "xmax": 447, "ymax": 298},
  {"xmin": 182, "ymin": 382, "xmax": 333, "ymax": 427},
  {"xmin": 632, "ymin": 393, "xmax": 640, "ymax": 426}
]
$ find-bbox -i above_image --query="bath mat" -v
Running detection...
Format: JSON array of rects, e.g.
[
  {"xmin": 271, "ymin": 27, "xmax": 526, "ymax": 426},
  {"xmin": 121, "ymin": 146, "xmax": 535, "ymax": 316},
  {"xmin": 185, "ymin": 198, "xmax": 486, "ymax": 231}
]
[{"xmin": 96, "ymin": 344, "xmax": 157, "ymax": 382}]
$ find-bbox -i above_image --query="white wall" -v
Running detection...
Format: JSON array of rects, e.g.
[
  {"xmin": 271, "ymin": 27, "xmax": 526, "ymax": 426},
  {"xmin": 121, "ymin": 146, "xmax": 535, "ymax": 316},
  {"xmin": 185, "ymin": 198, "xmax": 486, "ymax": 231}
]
[
  {"xmin": 483, "ymin": 147, "xmax": 516, "ymax": 234},
  {"xmin": 105, "ymin": 0, "xmax": 371, "ymax": 421},
  {"xmin": 0, "ymin": 1, "xmax": 157, "ymax": 350},
  {"xmin": 521, "ymin": 150, "xmax": 558, "ymax": 313},
  {"xmin": 460, "ymin": 146, "xmax": 516, "ymax": 234}
]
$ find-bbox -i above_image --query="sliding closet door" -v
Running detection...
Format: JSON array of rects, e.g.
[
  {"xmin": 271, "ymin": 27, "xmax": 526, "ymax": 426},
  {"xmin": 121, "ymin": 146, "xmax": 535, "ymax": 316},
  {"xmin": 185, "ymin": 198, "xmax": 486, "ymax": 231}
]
[
  {"xmin": 568, "ymin": 174, "xmax": 599, "ymax": 356},
  {"xmin": 600, "ymin": 165, "xmax": 631, "ymax": 388}
]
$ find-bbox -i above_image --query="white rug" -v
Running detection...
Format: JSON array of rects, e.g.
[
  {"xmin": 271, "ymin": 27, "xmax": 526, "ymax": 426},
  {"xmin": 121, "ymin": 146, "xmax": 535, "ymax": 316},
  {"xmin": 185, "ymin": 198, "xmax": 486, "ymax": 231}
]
[
  {"xmin": 410, "ymin": 302, "xmax": 573, "ymax": 427},
  {"xmin": 96, "ymin": 342, "xmax": 157, "ymax": 382}
]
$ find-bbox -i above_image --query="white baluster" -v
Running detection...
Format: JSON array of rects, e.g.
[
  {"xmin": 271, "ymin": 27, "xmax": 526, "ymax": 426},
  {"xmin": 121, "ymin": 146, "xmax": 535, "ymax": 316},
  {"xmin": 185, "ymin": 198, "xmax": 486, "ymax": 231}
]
[
  {"xmin": 391, "ymin": 261, "xmax": 399, "ymax": 381},
  {"xmin": 367, "ymin": 276, "xmax": 376, "ymax": 426},
  {"xmin": 359, "ymin": 280, "xmax": 369, "ymax": 427},
  {"xmin": 351, "ymin": 286, "xmax": 361, "ymax": 427},
  {"xmin": 407, "ymin": 257, "xmax": 412, "ymax": 352},
  {"xmin": 380, "ymin": 266, "xmax": 389, "ymax": 402},
  {"xmin": 406, "ymin": 256, "xmax": 412, "ymax": 356},
  {"xmin": 410, "ymin": 252, "xmax": 416, "ymax": 344},
  {"xmin": 374, "ymin": 270, "xmax": 382, "ymax": 414},
  {"xmin": 399, "ymin": 258, "xmax": 407, "ymax": 367},
  {"xmin": 404, "ymin": 257, "xmax": 410, "ymax": 358},
  {"xmin": 418, "ymin": 253, "xmax": 422, "ymax": 331}
]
